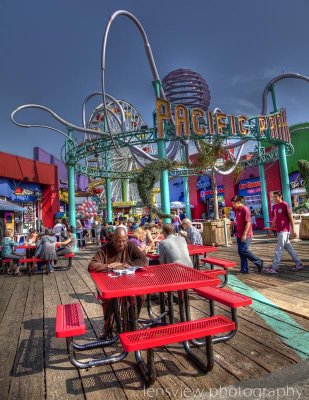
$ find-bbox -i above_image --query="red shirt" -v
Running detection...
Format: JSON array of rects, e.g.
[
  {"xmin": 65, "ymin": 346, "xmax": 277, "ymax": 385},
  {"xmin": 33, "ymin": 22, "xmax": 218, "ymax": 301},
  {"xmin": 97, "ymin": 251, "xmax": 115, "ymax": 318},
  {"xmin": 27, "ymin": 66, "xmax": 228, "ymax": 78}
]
[
  {"xmin": 235, "ymin": 205, "xmax": 253, "ymax": 239},
  {"xmin": 273, "ymin": 201, "xmax": 291, "ymax": 232}
]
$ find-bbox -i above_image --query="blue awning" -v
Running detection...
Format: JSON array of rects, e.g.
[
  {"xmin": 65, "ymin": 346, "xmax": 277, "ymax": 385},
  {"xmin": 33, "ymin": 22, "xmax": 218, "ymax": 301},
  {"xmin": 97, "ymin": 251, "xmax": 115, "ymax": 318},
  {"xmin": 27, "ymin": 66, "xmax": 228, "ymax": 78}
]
[{"xmin": 0, "ymin": 199, "xmax": 26, "ymax": 212}]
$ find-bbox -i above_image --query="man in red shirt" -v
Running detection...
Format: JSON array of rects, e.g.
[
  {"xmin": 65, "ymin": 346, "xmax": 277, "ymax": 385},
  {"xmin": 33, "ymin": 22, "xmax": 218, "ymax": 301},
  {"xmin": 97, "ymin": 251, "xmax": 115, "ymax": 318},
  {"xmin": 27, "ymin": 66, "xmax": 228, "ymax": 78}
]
[
  {"xmin": 231, "ymin": 196, "xmax": 263, "ymax": 273},
  {"xmin": 265, "ymin": 192, "xmax": 303, "ymax": 274}
]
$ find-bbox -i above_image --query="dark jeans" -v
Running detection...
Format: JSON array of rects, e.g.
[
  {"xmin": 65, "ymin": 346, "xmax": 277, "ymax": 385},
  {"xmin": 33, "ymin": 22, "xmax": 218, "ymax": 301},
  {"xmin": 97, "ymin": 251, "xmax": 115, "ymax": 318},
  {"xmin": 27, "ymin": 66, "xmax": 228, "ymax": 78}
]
[
  {"xmin": 237, "ymin": 238, "xmax": 262, "ymax": 272},
  {"xmin": 56, "ymin": 248, "xmax": 71, "ymax": 257}
]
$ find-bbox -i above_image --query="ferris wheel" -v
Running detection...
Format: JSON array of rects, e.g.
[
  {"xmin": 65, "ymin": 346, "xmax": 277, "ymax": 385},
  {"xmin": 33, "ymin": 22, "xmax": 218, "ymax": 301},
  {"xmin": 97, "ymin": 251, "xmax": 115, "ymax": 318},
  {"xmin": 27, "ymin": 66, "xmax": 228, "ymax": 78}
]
[{"xmin": 87, "ymin": 99, "xmax": 154, "ymax": 202}]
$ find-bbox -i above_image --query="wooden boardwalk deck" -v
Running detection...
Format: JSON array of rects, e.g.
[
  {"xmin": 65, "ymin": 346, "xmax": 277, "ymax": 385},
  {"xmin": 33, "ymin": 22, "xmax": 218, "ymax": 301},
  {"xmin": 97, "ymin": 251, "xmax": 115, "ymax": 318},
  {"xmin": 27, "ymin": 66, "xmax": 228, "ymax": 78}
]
[{"xmin": 0, "ymin": 235, "xmax": 308, "ymax": 399}]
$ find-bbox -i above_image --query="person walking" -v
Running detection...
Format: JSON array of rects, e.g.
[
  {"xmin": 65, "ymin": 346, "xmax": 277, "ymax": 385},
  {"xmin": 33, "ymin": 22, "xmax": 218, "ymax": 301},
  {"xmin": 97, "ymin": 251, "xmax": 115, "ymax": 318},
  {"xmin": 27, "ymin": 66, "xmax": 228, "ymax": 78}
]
[
  {"xmin": 265, "ymin": 192, "xmax": 303, "ymax": 274},
  {"xmin": 231, "ymin": 196, "xmax": 263, "ymax": 274}
]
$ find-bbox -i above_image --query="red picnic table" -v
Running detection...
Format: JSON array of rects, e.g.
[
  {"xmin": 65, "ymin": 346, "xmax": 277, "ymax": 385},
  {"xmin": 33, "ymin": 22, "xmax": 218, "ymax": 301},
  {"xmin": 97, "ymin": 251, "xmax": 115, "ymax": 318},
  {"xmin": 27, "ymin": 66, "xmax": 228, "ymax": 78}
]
[
  {"xmin": 88, "ymin": 264, "xmax": 227, "ymax": 382},
  {"xmin": 146, "ymin": 244, "xmax": 217, "ymax": 268},
  {"xmin": 91, "ymin": 263, "xmax": 219, "ymax": 299},
  {"xmin": 60, "ymin": 264, "xmax": 234, "ymax": 384}
]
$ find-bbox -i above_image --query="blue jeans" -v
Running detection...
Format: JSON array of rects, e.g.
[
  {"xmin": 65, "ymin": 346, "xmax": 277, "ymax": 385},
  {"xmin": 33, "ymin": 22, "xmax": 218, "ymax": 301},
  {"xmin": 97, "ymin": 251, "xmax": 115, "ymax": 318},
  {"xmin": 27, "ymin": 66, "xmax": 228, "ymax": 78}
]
[{"xmin": 237, "ymin": 238, "xmax": 262, "ymax": 272}]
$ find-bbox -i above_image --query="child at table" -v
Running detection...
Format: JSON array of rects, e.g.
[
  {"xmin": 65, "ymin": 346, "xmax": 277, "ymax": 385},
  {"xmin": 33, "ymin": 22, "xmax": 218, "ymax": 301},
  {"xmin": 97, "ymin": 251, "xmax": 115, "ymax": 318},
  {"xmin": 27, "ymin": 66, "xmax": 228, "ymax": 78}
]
[{"xmin": 1, "ymin": 229, "xmax": 22, "ymax": 275}]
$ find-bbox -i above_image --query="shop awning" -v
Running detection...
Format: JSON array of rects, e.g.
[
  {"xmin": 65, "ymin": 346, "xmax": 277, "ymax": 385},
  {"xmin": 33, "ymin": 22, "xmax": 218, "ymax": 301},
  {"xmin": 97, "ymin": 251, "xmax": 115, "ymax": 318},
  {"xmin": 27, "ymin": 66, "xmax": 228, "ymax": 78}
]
[{"xmin": 0, "ymin": 199, "xmax": 26, "ymax": 212}]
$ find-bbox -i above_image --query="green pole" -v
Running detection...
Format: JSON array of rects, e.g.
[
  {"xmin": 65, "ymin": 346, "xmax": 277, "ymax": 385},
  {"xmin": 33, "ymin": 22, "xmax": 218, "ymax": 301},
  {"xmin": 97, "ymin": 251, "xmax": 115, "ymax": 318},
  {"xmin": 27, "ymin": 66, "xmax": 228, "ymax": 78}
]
[
  {"xmin": 66, "ymin": 129, "xmax": 77, "ymax": 250},
  {"xmin": 106, "ymin": 177, "xmax": 112, "ymax": 222},
  {"xmin": 270, "ymin": 86, "xmax": 292, "ymax": 207},
  {"xmin": 180, "ymin": 144, "xmax": 191, "ymax": 219},
  {"xmin": 258, "ymin": 160, "xmax": 269, "ymax": 226},
  {"xmin": 183, "ymin": 176, "xmax": 191, "ymax": 219},
  {"xmin": 153, "ymin": 80, "xmax": 171, "ymax": 222},
  {"xmin": 121, "ymin": 179, "xmax": 128, "ymax": 202}
]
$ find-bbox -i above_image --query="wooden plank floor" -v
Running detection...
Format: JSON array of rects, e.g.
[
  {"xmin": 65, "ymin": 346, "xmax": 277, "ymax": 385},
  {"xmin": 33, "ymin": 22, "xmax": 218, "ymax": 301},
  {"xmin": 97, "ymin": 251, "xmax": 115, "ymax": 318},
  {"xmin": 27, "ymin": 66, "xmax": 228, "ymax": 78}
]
[{"xmin": 0, "ymin": 234, "xmax": 308, "ymax": 399}]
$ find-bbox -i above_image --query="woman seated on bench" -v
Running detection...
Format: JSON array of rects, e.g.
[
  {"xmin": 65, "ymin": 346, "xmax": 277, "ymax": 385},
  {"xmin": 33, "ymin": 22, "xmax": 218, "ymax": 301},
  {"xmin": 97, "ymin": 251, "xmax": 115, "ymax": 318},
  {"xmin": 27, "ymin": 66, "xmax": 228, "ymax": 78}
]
[
  {"xmin": 1, "ymin": 229, "xmax": 22, "ymax": 275},
  {"xmin": 56, "ymin": 227, "xmax": 76, "ymax": 256}
]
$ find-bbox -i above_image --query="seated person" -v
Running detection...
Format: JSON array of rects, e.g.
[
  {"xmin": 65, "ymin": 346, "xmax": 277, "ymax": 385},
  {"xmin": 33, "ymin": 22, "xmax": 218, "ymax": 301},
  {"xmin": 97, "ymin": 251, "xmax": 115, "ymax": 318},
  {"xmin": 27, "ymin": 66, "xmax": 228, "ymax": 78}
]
[
  {"xmin": 131, "ymin": 221, "xmax": 139, "ymax": 230},
  {"xmin": 129, "ymin": 227, "xmax": 150, "ymax": 253},
  {"xmin": 149, "ymin": 225, "xmax": 164, "ymax": 244},
  {"xmin": 180, "ymin": 218, "xmax": 203, "ymax": 245},
  {"xmin": 143, "ymin": 224, "xmax": 155, "ymax": 250},
  {"xmin": 88, "ymin": 227, "xmax": 148, "ymax": 339},
  {"xmin": 38, "ymin": 229, "xmax": 57, "ymax": 273},
  {"xmin": 56, "ymin": 227, "xmax": 77, "ymax": 256},
  {"xmin": 25, "ymin": 228, "xmax": 38, "ymax": 245},
  {"xmin": 25, "ymin": 228, "xmax": 38, "ymax": 258},
  {"xmin": 1, "ymin": 229, "xmax": 22, "ymax": 275},
  {"xmin": 159, "ymin": 224, "xmax": 193, "ymax": 267}
]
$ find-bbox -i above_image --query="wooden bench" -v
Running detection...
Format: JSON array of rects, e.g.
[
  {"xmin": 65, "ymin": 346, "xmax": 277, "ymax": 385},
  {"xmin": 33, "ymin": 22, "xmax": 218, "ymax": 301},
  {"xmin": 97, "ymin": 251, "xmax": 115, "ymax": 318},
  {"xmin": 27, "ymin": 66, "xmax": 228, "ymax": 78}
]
[
  {"xmin": 120, "ymin": 315, "xmax": 235, "ymax": 383},
  {"xmin": 56, "ymin": 303, "xmax": 86, "ymax": 338},
  {"xmin": 193, "ymin": 286, "xmax": 252, "ymax": 343},
  {"xmin": 200, "ymin": 269, "xmax": 227, "ymax": 287}
]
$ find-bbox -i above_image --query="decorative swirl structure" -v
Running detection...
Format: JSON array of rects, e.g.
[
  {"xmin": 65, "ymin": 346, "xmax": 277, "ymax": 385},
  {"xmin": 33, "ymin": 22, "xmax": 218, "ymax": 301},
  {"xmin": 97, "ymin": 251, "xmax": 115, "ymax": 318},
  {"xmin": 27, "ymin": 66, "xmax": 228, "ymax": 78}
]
[{"xmin": 262, "ymin": 72, "xmax": 309, "ymax": 115}]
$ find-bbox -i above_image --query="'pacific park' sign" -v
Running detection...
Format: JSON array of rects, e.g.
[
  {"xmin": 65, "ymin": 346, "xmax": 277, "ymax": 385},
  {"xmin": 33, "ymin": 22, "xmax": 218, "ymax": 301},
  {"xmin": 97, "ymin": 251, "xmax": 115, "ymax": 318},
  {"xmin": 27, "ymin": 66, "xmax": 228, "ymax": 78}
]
[{"xmin": 156, "ymin": 98, "xmax": 290, "ymax": 143}]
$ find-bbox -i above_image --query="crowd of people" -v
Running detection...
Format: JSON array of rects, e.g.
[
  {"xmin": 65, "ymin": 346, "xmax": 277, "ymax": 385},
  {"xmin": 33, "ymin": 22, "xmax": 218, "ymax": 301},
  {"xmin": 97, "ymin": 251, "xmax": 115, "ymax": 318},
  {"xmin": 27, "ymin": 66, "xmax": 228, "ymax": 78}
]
[
  {"xmin": 1, "ymin": 192, "xmax": 304, "ymax": 279},
  {"xmin": 0, "ymin": 217, "xmax": 77, "ymax": 275}
]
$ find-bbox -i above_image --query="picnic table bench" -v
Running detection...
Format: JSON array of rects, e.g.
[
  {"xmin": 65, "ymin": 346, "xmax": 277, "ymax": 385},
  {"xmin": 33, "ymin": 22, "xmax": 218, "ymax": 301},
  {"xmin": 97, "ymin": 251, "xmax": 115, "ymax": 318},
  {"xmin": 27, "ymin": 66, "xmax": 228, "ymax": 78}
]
[
  {"xmin": 19, "ymin": 253, "xmax": 75, "ymax": 275},
  {"xmin": 200, "ymin": 257, "xmax": 237, "ymax": 286},
  {"xmin": 55, "ymin": 302, "xmax": 235, "ymax": 384}
]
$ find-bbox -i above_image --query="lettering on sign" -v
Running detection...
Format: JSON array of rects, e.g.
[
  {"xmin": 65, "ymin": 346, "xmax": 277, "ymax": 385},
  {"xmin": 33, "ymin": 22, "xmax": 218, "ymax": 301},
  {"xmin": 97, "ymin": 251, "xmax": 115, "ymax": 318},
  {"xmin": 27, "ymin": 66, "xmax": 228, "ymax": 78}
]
[{"xmin": 156, "ymin": 98, "xmax": 290, "ymax": 143}]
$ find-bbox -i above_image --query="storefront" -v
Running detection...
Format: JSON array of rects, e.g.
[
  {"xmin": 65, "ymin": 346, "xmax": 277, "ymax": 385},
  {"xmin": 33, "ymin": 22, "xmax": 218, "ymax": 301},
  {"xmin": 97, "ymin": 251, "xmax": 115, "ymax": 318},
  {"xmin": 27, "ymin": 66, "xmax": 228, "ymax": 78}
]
[
  {"xmin": 0, "ymin": 151, "xmax": 59, "ymax": 231},
  {"xmin": 0, "ymin": 178, "xmax": 43, "ymax": 231},
  {"xmin": 197, "ymin": 175, "xmax": 225, "ymax": 218},
  {"xmin": 289, "ymin": 171, "xmax": 307, "ymax": 208},
  {"xmin": 238, "ymin": 177, "xmax": 263, "ymax": 228}
]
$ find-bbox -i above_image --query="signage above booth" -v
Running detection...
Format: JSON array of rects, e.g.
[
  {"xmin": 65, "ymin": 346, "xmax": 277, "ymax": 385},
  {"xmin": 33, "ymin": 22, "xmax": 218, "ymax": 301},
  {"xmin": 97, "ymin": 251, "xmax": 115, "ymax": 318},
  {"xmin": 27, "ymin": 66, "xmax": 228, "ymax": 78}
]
[
  {"xmin": 0, "ymin": 178, "xmax": 42, "ymax": 202},
  {"xmin": 238, "ymin": 177, "xmax": 261, "ymax": 197}
]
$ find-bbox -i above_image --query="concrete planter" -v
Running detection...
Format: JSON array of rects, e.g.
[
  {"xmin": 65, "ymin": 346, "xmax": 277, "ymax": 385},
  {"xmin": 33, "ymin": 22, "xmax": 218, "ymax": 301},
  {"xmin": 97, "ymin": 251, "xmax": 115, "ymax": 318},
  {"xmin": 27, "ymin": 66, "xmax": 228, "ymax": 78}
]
[
  {"xmin": 202, "ymin": 219, "xmax": 232, "ymax": 246},
  {"xmin": 299, "ymin": 214, "xmax": 309, "ymax": 240}
]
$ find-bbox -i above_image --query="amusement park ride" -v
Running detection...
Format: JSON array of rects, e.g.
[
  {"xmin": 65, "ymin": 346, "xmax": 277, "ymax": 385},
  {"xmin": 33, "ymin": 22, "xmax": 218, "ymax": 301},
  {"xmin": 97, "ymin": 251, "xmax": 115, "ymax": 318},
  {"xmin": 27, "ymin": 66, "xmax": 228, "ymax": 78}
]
[{"xmin": 10, "ymin": 10, "xmax": 309, "ymax": 231}]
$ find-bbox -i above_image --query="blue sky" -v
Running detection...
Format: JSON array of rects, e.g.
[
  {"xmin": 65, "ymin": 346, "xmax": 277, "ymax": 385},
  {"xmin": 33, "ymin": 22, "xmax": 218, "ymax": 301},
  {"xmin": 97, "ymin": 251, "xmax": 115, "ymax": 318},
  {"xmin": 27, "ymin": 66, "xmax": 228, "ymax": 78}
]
[{"xmin": 1, "ymin": 0, "xmax": 309, "ymax": 160}]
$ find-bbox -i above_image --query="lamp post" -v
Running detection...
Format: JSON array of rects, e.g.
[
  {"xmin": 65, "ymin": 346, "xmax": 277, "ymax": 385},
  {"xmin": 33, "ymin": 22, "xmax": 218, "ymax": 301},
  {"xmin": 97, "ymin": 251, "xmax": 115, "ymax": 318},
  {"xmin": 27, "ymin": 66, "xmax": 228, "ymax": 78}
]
[
  {"xmin": 270, "ymin": 85, "xmax": 292, "ymax": 207},
  {"xmin": 153, "ymin": 80, "xmax": 171, "ymax": 222}
]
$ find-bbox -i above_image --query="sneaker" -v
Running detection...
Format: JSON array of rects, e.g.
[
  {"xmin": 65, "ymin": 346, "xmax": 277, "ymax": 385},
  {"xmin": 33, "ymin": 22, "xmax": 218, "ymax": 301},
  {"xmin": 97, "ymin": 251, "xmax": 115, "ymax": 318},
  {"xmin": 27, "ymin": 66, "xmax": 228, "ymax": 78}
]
[
  {"xmin": 257, "ymin": 260, "xmax": 264, "ymax": 273},
  {"xmin": 239, "ymin": 270, "xmax": 249, "ymax": 274},
  {"xmin": 265, "ymin": 267, "xmax": 278, "ymax": 274},
  {"xmin": 292, "ymin": 264, "xmax": 303, "ymax": 271}
]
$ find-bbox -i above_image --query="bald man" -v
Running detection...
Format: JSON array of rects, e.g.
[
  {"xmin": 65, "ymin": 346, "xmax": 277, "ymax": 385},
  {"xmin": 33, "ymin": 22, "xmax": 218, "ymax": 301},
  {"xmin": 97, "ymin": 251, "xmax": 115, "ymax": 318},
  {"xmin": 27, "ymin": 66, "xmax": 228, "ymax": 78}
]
[{"xmin": 88, "ymin": 227, "xmax": 148, "ymax": 339}]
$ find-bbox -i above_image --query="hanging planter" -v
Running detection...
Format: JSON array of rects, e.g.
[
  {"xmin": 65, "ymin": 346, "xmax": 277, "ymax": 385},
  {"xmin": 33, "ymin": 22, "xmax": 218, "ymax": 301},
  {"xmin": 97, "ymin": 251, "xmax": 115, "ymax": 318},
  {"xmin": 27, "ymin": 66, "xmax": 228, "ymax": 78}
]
[{"xmin": 131, "ymin": 159, "xmax": 178, "ymax": 219}]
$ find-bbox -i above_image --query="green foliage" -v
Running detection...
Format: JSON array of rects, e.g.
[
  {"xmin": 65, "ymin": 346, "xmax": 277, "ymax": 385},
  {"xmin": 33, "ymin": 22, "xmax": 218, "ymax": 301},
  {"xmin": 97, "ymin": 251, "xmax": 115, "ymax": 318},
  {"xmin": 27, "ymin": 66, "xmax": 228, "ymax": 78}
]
[
  {"xmin": 297, "ymin": 159, "xmax": 309, "ymax": 194},
  {"xmin": 131, "ymin": 159, "xmax": 177, "ymax": 218},
  {"xmin": 195, "ymin": 138, "xmax": 223, "ymax": 170}
]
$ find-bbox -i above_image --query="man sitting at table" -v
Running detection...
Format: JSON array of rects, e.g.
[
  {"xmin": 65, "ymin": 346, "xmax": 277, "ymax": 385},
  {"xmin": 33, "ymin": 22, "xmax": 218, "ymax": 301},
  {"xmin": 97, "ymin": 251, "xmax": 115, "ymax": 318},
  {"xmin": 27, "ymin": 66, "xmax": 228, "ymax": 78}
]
[
  {"xmin": 179, "ymin": 218, "xmax": 203, "ymax": 245},
  {"xmin": 88, "ymin": 227, "xmax": 148, "ymax": 340},
  {"xmin": 159, "ymin": 224, "xmax": 193, "ymax": 267}
]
